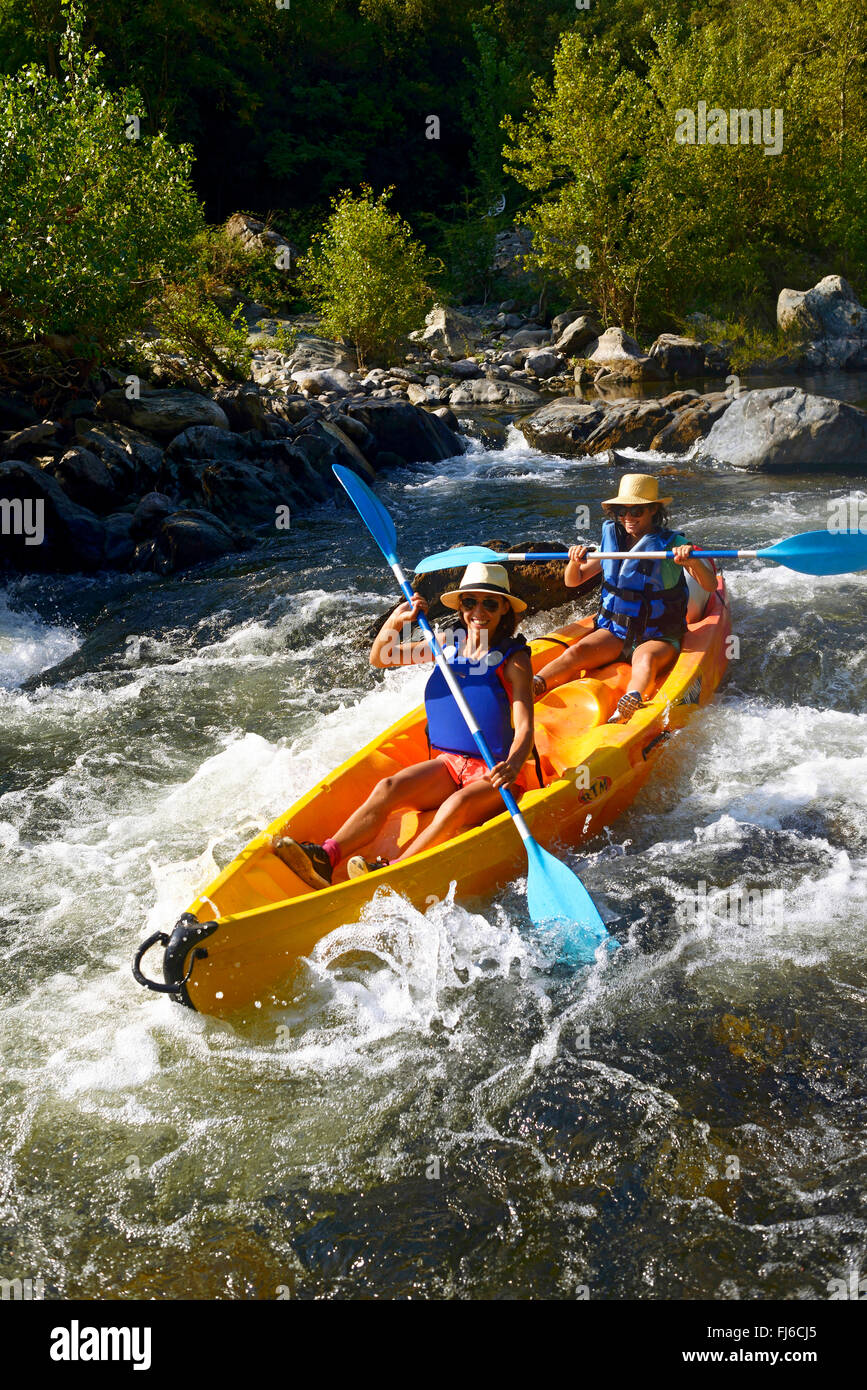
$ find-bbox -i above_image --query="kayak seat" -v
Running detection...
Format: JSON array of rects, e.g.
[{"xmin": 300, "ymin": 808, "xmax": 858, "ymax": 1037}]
[{"xmin": 534, "ymin": 677, "xmax": 620, "ymax": 778}]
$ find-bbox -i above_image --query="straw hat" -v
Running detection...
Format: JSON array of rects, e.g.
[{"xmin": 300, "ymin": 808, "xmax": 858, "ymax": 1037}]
[
  {"xmin": 603, "ymin": 473, "xmax": 673, "ymax": 507},
  {"xmin": 440, "ymin": 562, "xmax": 527, "ymax": 613}
]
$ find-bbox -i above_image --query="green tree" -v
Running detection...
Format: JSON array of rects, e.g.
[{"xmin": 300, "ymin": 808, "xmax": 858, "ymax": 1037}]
[
  {"xmin": 0, "ymin": 2, "xmax": 203, "ymax": 385},
  {"xmin": 303, "ymin": 187, "xmax": 440, "ymax": 366}
]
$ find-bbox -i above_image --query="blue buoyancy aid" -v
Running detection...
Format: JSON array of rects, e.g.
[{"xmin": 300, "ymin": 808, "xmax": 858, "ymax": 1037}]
[
  {"xmin": 425, "ymin": 633, "xmax": 529, "ymax": 761},
  {"xmin": 596, "ymin": 518, "xmax": 688, "ymax": 644}
]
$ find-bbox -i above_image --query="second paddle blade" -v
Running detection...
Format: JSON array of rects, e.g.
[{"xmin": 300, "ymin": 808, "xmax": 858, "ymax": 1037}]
[
  {"xmin": 760, "ymin": 529, "xmax": 867, "ymax": 576},
  {"xmin": 525, "ymin": 840, "xmax": 613, "ymax": 963}
]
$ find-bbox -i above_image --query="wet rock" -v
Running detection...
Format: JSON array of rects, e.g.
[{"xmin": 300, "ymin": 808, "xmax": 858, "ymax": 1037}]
[
  {"xmin": 703, "ymin": 387, "xmax": 867, "ymax": 471},
  {"xmin": 430, "ymin": 405, "xmax": 460, "ymax": 433},
  {"xmin": 103, "ymin": 512, "xmax": 136, "ymax": 568},
  {"xmin": 130, "ymin": 492, "xmax": 174, "ymax": 540},
  {"xmin": 153, "ymin": 508, "xmax": 238, "ymax": 572},
  {"xmin": 96, "ymin": 388, "xmax": 230, "ymax": 439},
  {"xmin": 74, "ymin": 421, "xmax": 163, "ymax": 491},
  {"xmin": 344, "ymin": 398, "xmax": 464, "ymax": 463},
  {"xmin": 519, "ymin": 397, "xmax": 671, "ymax": 456},
  {"xmin": 0, "ymin": 460, "xmax": 106, "ymax": 571},
  {"xmin": 44, "ymin": 447, "xmax": 118, "ymax": 515},
  {"xmin": 457, "ymin": 415, "xmax": 509, "ymax": 450}
]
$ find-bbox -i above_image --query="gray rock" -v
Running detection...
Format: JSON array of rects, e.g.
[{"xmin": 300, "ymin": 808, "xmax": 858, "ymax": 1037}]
[
  {"xmin": 410, "ymin": 305, "xmax": 481, "ymax": 359},
  {"xmin": 343, "ymin": 399, "xmax": 465, "ymax": 463},
  {"xmin": 213, "ymin": 383, "xmax": 269, "ymax": 433},
  {"xmin": 292, "ymin": 368, "xmax": 354, "ymax": 396},
  {"xmin": 224, "ymin": 212, "xmax": 298, "ymax": 268},
  {"xmin": 130, "ymin": 492, "xmax": 175, "ymax": 540},
  {"xmin": 1, "ymin": 420, "xmax": 58, "ymax": 460},
  {"xmin": 524, "ymin": 349, "xmax": 565, "ymax": 379},
  {"xmin": 703, "ymin": 387, "xmax": 867, "ymax": 471},
  {"xmin": 74, "ymin": 421, "xmax": 163, "ymax": 493},
  {"xmin": 430, "ymin": 405, "xmax": 460, "ymax": 432},
  {"xmin": 103, "ymin": 512, "xmax": 136, "ymax": 568},
  {"xmin": 154, "ymin": 509, "xmax": 237, "ymax": 572},
  {"xmin": 519, "ymin": 397, "xmax": 672, "ymax": 456},
  {"xmin": 506, "ymin": 329, "xmax": 551, "ymax": 349},
  {"xmin": 450, "ymin": 359, "xmax": 484, "ymax": 378},
  {"xmin": 777, "ymin": 275, "xmax": 866, "ymax": 339},
  {"xmin": 96, "ymin": 389, "xmax": 230, "ymax": 440},
  {"xmin": 457, "ymin": 415, "xmax": 509, "ymax": 451},
  {"xmin": 448, "ymin": 379, "xmax": 543, "ymax": 408},
  {"xmin": 554, "ymin": 315, "xmax": 600, "ymax": 357},
  {"xmin": 286, "ymin": 336, "xmax": 355, "ymax": 374}
]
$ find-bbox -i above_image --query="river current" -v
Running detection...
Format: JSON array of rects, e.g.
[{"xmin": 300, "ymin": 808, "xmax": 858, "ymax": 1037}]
[{"xmin": 1, "ymin": 426, "xmax": 865, "ymax": 1300}]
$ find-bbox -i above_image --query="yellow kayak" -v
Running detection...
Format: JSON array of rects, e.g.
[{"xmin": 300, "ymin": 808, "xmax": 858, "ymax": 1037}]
[{"xmin": 133, "ymin": 572, "xmax": 731, "ymax": 1017}]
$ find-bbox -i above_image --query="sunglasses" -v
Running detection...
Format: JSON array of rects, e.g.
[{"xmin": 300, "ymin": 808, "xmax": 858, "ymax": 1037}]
[
  {"xmin": 459, "ymin": 595, "xmax": 502, "ymax": 613},
  {"xmin": 611, "ymin": 504, "xmax": 651, "ymax": 518}
]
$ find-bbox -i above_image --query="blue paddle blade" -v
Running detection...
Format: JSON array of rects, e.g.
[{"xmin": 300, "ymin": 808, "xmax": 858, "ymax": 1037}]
[
  {"xmin": 757, "ymin": 529, "xmax": 867, "ymax": 576},
  {"xmin": 525, "ymin": 840, "xmax": 613, "ymax": 962},
  {"xmin": 415, "ymin": 545, "xmax": 506, "ymax": 574},
  {"xmin": 332, "ymin": 464, "xmax": 398, "ymax": 564}
]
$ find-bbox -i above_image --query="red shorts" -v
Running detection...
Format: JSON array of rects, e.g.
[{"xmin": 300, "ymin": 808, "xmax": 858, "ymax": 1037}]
[{"xmin": 431, "ymin": 748, "xmax": 526, "ymax": 792}]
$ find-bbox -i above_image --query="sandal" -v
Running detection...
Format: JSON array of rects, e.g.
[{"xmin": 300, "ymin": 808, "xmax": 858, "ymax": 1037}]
[{"xmin": 606, "ymin": 690, "xmax": 645, "ymax": 724}]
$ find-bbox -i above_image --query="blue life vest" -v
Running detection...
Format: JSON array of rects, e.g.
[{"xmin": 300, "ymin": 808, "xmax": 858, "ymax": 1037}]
[
  {"xmin": 596, "ymin": 519, "xmax": 688, "ymax": 644},
  {"xmin": 425, "ymin": 633, "xmax": 529, "ymax": 761}
]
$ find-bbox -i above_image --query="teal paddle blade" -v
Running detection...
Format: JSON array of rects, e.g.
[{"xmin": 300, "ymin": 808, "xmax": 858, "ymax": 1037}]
[
  {"xmin": 757, "ymin": 529, "xmax": 867, "ymax": 576},
  {"xmin": 525, "ymin": 839, "xmax": 613, "ymax": 962},
  {"xmin": 332, "ymin": 464, "xmax": 398, "ymax": 564},
  {"xmin": 414, "ymin": 545, "xmax": 505, "ymax": 574}
]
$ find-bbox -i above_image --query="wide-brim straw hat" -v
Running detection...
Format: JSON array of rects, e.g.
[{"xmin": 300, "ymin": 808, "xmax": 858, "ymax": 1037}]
[
  {"xmin": 604, "ymin": 473, "xmax": 673, "ymax": 507},
  {"xmin": 440, "ymin": 562, "xmax": 527, "ymax": 613}
]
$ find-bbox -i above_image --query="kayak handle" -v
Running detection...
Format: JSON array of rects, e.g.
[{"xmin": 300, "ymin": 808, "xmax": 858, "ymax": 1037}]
[{"xmin": 132, "ymin": 929, "xmax": 206, "ymax": 994}]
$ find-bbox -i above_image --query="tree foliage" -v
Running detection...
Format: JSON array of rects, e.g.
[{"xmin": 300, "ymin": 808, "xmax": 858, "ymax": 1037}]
[{"xmin": 303, "ymin": 188, "xmax": 439, "ymax": 367}]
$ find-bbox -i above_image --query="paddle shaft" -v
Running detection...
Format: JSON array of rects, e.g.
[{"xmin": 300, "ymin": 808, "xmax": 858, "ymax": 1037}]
[
  {"xmin": 389, "ymin": 561, "xmax": 532, "ymax": 841},
  {"xmin": 476, "ymin": 550, "xmax": 755, "ymax": 561}
]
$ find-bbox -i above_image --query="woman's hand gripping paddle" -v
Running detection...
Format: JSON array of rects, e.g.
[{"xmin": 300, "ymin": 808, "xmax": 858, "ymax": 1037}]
[
  {"xmin": 332, "ymin": 464, "xmax": 611, "ymax": 961},
  {"xmin": 414, "ymin": 530, "xmax": 867, "ymax": 577}
]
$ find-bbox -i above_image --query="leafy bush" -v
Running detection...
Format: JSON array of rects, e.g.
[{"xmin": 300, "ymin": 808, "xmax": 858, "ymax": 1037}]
[
  {"xmin": 136, "ymin": 282, "xmax": 251, "ymax": 389},
  {"xmin": 0, "ymin": 3, "xmax": 203, "ymax": 384},
  {"xmin": 302, "ymin": 187, "xmax": 440, "ymax": 366},
  {"xmin": 194, "ymin": 222, "xmax": 301, "ymax": 314}
]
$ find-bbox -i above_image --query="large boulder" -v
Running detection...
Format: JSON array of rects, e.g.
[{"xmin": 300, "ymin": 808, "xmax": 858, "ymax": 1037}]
[
  {"xmin": 649, "ymin": 395, "xmax": 731, "ymax": 454},
  {"xmin": 0, "ymin": 460, "xmax": 106, "ymax": 571},
  {"xmin": 648, "ymin": 334, "xmax": 706, "ymax": 379},
  {"xmin": 524, "ymin": 349, "xmax": 565, "ymax": 379},
  {"xmin": 343, "ymin": 399, "xmax": 465, "ymax": 463},
  {"xmin": 43, "ymin": 447, "xmax": 118, "ymax": 515},
  {"xmin": 554, "ymin": 315, "xmax": 600, "ymax": 358},
  {"xmin": 702, "ymin": 387, "xmax": 867, "ymax": 471},
  {"xmin": 224, "ymin": 212, "xmax": 298, "ymax": 269},
  {"xmin": 285, "ymin": 336, "xmax": 355, "ymax": 374},
  {"xmin": 448, "ymin": 379, "xmax": 542, "ymax": 408},
  {"xmin": 589, "ymin": 327, "xmax": 664, "ymax": 383},
  {"xmin": 213, "ymin": 383, "xmax": 270, "ymax": 433},
  {"xmin": 410, "ymin": 305, "xmax": 481, "ymax": 359},
  {"xmin": 776, "ymin": 276, "xmax": 867, "ymax": 370},
  {"xmin": 74, "ymin": 421, "xmax": 163, "ymax": 492},
  {"xmin": 506, "ymin": 328, "xmax": 551, "ymax": 350},
  {"xmin": 519, "ymin": 397, "xmax": 672, "ymax": 456},
  {"xmin": 292, "ymin": 367, "xmax": 354, "ymax": 396},
  {"xmin": 96, "ymin": 389, "xmax": 230, "ymax": 440},
  {"xmin": 152, "ymin": 509, "xmax": 237, "ymax": 572}
]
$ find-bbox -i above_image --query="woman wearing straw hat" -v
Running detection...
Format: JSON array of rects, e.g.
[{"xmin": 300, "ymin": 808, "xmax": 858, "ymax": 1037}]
[
  {"xmin": 532, "ymin": 474, "xmax": 716, "ymax": 721},
  {"xmin": 269, "ymin": 563, "xmax": 535, "ymax": 890}
]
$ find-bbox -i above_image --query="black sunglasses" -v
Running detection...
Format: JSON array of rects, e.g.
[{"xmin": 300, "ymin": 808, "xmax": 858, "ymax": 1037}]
[
  {"xmin": 611, "ymin": 504, "xmax": 651, "ymax": 518},
  {"xmin": 459, "ymin": 595, "xmax": 502, "ymax": 613}
]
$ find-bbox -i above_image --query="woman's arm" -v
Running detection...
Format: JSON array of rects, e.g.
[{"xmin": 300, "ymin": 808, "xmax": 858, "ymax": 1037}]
[
  {"xmin": 565, "ymin": 544, "xmax": 603, "ymax": 588},
  {"xmin": 488, "ymin": 651, "xmax": 534, "ymax": 789},
  {"xmin": 672, "ymin": 545, "xmax": 716, "ymax": 592},
  {"xmin": 369, "ymin": 594, "xmax": 435, "ymax": 668}
]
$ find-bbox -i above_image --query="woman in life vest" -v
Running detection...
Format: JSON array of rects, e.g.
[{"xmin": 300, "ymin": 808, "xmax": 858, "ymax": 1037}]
[
  {"xmin": 532, "ymin": 474, "xmax": 716, "ymax": 721},
  {"xmin": 270, "ymin": 563, "xmax": 534, "ymax": 891}
]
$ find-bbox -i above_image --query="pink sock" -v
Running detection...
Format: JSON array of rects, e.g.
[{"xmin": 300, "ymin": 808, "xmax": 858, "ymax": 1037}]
[{"xmin": 322, "ymin": 838, "xmax": 341, "ymax": 868}]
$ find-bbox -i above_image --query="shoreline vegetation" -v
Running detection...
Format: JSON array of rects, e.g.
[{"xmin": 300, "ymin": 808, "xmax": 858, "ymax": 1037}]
[{"xmin": 1, "ymin": 2, "xmax": 866, "ymax": 576}]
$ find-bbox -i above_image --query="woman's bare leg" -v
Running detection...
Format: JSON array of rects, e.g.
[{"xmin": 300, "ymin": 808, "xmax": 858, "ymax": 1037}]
[
  {"xmin": 330, "ymin": 759, "xmax": 456, "ymax": 858},
  {"xmin": 395, "ymin": 778, "xmax": 513, "ymax": 860},
  {"xmin": 629, "ymin": 639, "xmax": 678, "ymax": 698},
  {"xmin": 537, "ymin": 627, "xmax": 623, "ymax": 695}
]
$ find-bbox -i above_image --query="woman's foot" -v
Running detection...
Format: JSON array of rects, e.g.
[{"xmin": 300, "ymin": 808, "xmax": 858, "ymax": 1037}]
[
  {"xmin": 606, "ymin": 690, "xmax": 645, "ymax": 724},
  {"xmin": 346, "ymin": 855, "xmax": 390, "ymax": 879},
  {"xmin": 270, "ymin": 836, "xmax": 332, "ymax": 890}
]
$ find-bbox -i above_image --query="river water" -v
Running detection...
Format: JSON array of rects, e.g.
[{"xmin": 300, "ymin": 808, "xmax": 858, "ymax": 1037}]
[{"xmin": 1, "ymin": 420, "xmax": 865, "ymax": 1301}]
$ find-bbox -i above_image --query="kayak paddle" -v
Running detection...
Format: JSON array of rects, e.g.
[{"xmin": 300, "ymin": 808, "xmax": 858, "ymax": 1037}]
[
  {"xmin": 413, "ymin": 529, "xmax": 867, "ymax": 577},
  {"xmin": 332, "ymin": 464, "xmax": 611, "ymax": 961}
]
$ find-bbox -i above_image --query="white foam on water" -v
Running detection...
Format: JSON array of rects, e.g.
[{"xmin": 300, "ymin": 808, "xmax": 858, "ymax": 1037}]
[{"xmin": 0, "ymin": 591, "xmax": 79, "ymax": 689}]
